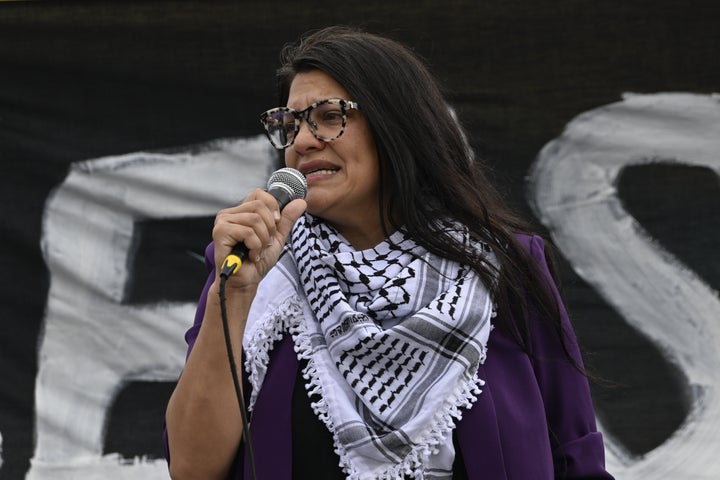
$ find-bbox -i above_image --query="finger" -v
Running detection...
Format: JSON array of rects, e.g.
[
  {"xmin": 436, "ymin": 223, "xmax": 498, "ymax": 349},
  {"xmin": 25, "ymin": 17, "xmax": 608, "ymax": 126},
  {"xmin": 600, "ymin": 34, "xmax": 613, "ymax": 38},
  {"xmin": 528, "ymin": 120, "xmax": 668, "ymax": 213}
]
[
  {"xmin": 240, "ymin": 190, "xmax": 285, "ymax": 244},
  {"xmin": 216, "ymin": 189, "xmax": 277, "ymax": 224},
  {"xmin": 214, "ymin": 203, "xmax": 277, "ymax": 258},
  {"xmin": 252, "ymin": 188, "xmax": 284, "ymax": 222}
]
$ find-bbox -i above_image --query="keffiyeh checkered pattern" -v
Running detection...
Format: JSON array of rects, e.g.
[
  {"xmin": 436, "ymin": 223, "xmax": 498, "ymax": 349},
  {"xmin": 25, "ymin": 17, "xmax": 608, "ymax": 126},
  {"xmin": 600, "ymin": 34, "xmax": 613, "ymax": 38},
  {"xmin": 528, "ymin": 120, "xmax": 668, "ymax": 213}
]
[{"xmin": 243, "ymin": 215, "xmax": 497, "ymax": 479}]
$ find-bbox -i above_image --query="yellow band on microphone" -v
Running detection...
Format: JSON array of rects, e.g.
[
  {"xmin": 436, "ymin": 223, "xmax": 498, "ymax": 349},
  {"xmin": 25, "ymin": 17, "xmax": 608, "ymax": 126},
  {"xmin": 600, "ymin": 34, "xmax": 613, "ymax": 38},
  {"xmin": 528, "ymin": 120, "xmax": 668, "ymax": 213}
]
[{"xmin": 221, "ymin": 254, "xmax": 243, "ymax": 277}]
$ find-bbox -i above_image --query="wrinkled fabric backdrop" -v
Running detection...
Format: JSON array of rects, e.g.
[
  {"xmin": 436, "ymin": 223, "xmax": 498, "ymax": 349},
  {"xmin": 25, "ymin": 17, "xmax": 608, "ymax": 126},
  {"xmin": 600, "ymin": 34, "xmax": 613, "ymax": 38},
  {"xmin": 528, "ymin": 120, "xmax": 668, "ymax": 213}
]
[{"xmin": 1, "ymin": 2, "xmax": 718, "ymax": 479}]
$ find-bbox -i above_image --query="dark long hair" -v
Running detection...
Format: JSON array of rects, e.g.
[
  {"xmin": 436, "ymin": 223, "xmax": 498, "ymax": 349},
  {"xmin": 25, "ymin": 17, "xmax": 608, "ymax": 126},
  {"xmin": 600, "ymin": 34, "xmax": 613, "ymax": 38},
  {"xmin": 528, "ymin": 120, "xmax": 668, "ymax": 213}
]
[{"xmin": 275, "ymin": 26, "xmax": 572, "ymax": 360}]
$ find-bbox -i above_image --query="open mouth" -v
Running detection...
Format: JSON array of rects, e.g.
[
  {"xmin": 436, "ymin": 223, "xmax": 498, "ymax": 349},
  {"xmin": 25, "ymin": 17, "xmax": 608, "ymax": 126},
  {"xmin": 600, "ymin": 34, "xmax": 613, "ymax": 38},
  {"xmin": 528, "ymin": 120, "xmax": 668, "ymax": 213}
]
[{"xmin": 304, "ymin": 168, "xmax": 339, "ymax": 179}]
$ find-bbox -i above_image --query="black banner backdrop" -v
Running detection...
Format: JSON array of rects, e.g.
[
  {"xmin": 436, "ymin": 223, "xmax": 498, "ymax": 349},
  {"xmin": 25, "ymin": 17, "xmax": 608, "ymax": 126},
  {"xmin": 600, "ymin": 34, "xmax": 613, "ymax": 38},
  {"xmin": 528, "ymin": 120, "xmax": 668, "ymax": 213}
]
[{"xmin": 1, "ymin": 2, "xmax": 719, "ymax": 479}]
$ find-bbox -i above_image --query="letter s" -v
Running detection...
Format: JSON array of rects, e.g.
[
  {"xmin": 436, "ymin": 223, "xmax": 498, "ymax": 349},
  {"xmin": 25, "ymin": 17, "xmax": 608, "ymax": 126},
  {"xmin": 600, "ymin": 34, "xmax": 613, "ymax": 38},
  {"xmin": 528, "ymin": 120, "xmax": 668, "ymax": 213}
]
[{"xmin": 528, "ymin": 93, "xmax": 720, "ymax": 478}]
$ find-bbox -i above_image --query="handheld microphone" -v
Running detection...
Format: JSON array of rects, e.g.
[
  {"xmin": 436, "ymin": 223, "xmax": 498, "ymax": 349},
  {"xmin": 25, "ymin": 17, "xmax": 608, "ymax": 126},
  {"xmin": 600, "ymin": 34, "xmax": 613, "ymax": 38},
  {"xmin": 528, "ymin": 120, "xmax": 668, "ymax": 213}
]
[{"xmin": 220, "ymin": 167, "xmax": 307, "ymax": 278}]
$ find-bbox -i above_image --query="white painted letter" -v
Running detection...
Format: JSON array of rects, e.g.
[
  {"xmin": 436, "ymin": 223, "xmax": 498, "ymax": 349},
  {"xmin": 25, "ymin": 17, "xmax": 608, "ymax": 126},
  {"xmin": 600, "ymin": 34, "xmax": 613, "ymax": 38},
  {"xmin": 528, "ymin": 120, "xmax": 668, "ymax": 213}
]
[
  {"xmin": 529, "ymin": 93, "xmax": 720, "ymax": 479},
  {"xmin": 29, "ymin": 137, "xmax": 272, "ymax": 480}
]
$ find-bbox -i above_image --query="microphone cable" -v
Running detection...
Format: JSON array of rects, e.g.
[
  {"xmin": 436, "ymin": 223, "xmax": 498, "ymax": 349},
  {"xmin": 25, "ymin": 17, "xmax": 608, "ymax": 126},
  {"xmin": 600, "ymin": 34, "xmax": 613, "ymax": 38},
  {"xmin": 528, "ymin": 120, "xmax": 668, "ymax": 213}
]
[{"xmin": 218, "ymin": 271, "xmax": 257, "ymax": 480}]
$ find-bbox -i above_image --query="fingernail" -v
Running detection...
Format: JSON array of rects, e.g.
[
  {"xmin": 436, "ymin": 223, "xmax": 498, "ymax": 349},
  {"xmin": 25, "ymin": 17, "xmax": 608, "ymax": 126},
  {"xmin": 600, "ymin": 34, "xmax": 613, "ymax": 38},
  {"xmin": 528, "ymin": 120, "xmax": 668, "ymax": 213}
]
[{"xmin": 273, "ymin": 210, "xmax": 281, "ymax": 221}]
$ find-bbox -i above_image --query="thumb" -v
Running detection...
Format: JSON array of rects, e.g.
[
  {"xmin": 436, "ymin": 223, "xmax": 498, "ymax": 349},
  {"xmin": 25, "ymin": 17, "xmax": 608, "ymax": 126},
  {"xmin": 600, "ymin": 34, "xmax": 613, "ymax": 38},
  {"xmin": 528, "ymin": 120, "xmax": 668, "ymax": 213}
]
[{"xmin": 276, "ymin": 198, "xmax": 307, "ymax": 238}]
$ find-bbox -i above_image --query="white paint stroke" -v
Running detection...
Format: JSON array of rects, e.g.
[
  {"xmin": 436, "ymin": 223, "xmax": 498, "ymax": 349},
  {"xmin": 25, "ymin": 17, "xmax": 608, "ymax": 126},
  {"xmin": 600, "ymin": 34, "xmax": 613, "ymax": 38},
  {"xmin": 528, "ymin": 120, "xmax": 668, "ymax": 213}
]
[
  {"xmin": 30, "ymin": 137, "xmax": 274, "ymax": 480},
  {"xmin": 528, "ymin": 92, "xmax": 720, "ymax": 479}
]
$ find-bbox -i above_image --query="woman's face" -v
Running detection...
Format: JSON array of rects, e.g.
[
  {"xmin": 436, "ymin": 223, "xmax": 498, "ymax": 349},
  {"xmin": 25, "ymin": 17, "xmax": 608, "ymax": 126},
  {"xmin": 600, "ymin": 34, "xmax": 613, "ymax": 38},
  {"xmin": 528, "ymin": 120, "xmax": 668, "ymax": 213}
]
[{"xmin": 284, "ymin": 70, "xmax": 382, "ymax": 239}]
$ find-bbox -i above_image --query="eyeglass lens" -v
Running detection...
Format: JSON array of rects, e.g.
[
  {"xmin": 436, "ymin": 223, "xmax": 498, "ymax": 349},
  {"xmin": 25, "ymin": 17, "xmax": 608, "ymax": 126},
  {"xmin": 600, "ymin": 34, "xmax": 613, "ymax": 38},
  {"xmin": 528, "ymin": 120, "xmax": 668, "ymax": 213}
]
[{"xmin": 263, "ymin": 100, "xmax": 347, "ymax": 149}]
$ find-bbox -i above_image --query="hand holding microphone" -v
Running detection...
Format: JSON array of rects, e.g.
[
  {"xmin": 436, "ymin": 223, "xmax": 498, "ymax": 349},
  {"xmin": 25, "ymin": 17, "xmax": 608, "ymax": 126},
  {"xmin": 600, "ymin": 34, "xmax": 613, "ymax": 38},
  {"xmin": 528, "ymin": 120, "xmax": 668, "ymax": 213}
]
[{"xmin": 218, "ymin": 167, "xmax": 307, "ymax": 279}]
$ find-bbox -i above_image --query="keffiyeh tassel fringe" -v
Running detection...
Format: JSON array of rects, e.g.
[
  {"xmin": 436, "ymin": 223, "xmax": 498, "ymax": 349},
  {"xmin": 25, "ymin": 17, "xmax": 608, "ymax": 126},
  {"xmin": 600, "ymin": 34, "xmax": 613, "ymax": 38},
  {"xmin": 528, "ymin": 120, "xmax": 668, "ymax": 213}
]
[{"xmin": 244, "ymin": 295, "xmax": 304, "ymax": 410}]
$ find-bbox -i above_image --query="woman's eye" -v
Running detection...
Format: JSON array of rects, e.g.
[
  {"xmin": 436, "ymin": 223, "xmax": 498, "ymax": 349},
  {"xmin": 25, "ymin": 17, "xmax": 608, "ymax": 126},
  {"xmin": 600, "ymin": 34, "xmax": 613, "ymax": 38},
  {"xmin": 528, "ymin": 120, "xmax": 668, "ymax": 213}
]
[{"xmin": 320, "ymin": 110, "xmax": 343, "ymax": 124}]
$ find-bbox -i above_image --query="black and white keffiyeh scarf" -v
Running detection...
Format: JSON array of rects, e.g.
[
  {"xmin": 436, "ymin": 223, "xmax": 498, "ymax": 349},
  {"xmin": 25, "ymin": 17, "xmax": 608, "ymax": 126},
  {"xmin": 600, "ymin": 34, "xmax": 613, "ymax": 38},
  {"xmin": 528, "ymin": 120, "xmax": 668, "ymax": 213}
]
[{"xmin": 243, "ymin": 214, "xmax": 497, "ymax": 480}]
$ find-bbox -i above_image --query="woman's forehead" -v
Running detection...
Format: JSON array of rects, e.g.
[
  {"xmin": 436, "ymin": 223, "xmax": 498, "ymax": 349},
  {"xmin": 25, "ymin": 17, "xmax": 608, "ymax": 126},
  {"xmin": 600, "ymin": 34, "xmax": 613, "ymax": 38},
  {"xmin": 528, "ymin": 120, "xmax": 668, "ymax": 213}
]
[{"xmin": 286, "ymin": 71, "xmax": 351, "ymax": 108}]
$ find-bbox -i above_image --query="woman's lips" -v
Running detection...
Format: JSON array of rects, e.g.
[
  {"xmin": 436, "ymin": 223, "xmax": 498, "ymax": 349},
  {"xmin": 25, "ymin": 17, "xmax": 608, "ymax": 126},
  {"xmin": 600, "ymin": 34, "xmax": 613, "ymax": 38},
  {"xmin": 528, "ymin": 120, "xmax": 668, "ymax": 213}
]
[
  {"xmin": 299, "ymin": 161, "xmax": 340, "ymax": 182},
  {"xmin": 305, "ymin": 168, "xmax": 339, "ymax": 180}
]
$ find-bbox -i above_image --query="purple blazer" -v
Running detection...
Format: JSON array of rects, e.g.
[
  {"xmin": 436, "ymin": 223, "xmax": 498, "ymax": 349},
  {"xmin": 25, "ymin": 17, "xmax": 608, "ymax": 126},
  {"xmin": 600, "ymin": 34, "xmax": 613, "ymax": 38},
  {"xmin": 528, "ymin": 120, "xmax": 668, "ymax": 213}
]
[{"xmin": 166, "ymin": 234, "xmax": 613, "ymax": 479}]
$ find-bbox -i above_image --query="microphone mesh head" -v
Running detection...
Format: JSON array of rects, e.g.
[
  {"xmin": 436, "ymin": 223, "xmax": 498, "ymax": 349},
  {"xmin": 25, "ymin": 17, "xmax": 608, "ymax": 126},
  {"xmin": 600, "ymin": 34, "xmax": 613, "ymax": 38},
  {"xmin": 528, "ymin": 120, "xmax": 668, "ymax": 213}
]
[{"xmin": 267, "ymin": 167, "xmax": 308, "ymax": 200}]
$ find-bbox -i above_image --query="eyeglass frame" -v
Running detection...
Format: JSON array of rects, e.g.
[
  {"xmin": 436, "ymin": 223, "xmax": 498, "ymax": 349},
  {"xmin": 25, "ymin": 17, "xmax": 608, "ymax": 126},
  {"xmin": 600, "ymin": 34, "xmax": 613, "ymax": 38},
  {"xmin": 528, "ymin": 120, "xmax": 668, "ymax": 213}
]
[{"xmin": 259, "ymin": 98, "xmax": 360, "ymax": 150}]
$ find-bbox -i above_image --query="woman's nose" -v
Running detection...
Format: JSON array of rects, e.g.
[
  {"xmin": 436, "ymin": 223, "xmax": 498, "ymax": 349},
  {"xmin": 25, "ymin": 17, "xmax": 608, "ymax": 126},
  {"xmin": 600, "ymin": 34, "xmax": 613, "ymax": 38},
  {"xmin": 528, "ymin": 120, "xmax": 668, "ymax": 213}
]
[{"xmin": 292, "ymin": 119, "xmax": 325, "ymax": 153}]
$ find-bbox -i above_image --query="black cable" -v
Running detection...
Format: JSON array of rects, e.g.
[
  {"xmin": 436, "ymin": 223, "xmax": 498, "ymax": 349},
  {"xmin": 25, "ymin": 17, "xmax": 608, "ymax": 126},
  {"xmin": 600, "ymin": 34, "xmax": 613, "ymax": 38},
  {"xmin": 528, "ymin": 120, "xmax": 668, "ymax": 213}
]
[{"xmin": 218, "ymin": 273, "xmax": 257, "ymax": 480}]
